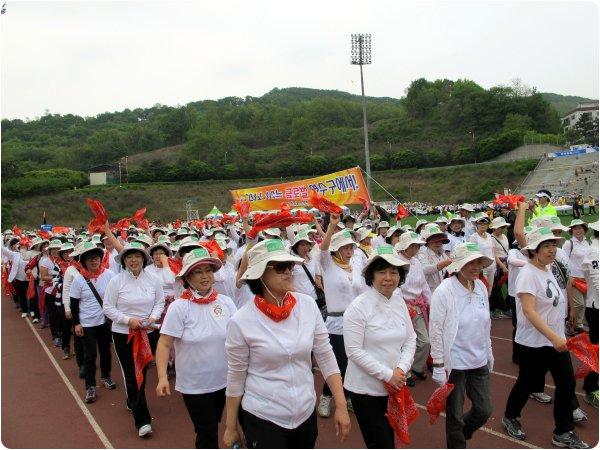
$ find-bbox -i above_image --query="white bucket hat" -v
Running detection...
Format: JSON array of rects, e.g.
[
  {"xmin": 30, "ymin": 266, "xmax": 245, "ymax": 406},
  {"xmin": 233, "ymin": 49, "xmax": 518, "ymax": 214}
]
[
  {"xmin": 259, "ymin": 228, "xmax": 281, "ymax": 239},
  {"xmin": 355, "ymin": 227, "xmax": 376, "ymax": 243},
  {"xmin": 434, "ymin": 216, "xmax": 450, "ymax": 225},
  {"xmin": 449, "ymin": 214, "xmax": 466, "ymax": 226},
  {"xmin": 471, "ymin": 212, "xmax": 491, "ymax": 223},
  {"xmin": 421, "ymin": 224, "xmax": 449, "ymax": 244},
  {"xmin": 148, "ymin": 236, "xmax": 173, "ymax": 257},
  {"xmin": 362, "ymin": 244, "xmax": 410, "ymax": 276},
  {"xmin": 521, "ymin": 226, "xmax": 565, "ymax": 254},
  {"xmin": 531, "ymin": 216, "xmax": 568, "ymax": 232},
  {"xmin": 290, "ymin": 231, "xmax": 313, "ymax": 248},
  {"xmin": 240, "ymin": 239, "xmax": 303, "ymax": 281},
  {"xmin": 376, "ymin": 221, "xmax": 390, "ymax": 230},
  {"xmin": 29, "ymin": 237, "xmax": 49, "ymax": 251},
  {"xmin": 178, "ymin": 236, "xmax": 202, "ymax": 254},
  {"xmin": 415, "ymin": 219, "xmax": 429, "ymax": 232},
  {"xmin": 296, "ymin": 224, "xmax": 317, "ymax": 235},
  {"xmin": 330, "ymin": 229, "xmax": 358, "ymax": 252},
  {"xmin": 385, "ymin": 226, "xmax": 403, "ymax": 238},
  {"xmin": 447, "ymin": 242, "xmax": 494, "ymax": 274},
  {"xmin": 133, "ymin": 234, "xmax": 154, "ymax": 247},
  {"xmin": 490, "ymin": 217, "xmax": 509, "ymax": 230},
  {"xmin": 394, "ymin": 231, "xmax": 426, "ymax": 251},
  {"xmin": 589, "ymin": 221, "xmax": 599, "ymax": 232},
  {"xmin": 78, "ymin": 241, "xmax": 105, "ymax": 261},
  {"xmin": 47, "ymin": 239, "xmax": 63, "ymax": 250},
  {"xmin": 460, "ymin": 203, "xmax": 475, "ymax": 212},
  {"xmin": 176, "ymin": 247, "xmax": 222, "ymax": 279},
  {"xmin": 58, "ymin": 242, "xmax": 75, "ymax": 257},
  {"xmin": 567, "ymin": 219, "xmax": 589, "ymax": 231},
  {"xmin": 115, "ymin": 241, "xmax": 152, "ymax": 267}
]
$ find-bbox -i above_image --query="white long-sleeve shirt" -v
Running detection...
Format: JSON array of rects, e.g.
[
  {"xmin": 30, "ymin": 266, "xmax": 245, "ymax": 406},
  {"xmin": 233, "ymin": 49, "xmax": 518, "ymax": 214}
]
[
  {"xmin": 429, "ymin": 277, "xmax": 493, "ymax": 374},
  {"xmin": 62, "ymin": 266, "xmax": 79, "ymax": 312},
  {"xmin": 582, "ymin": 239, "xmax": 599, "ymax": 309},
  {"xmin": 291, "ymin": 257, "xmax": 321, "ymax": 300},
  {"xmin": 399, "ymin": 254, "xmax": 432, "ymax": 303},
  {"xmin": 225, "ymin": 292, "xmax": 339, "ymax": 430},
  {"xmin": 1, "ymin": 246, "xmax": 27, "ymax": 282},
  {"xmin": 103, "ymin": 270, "xmax": 165, "ymax": 334},
  {"xmin": 343, "ymin": 287, "xmax": 416, "ymax": 396},
  {"xmin": 144, "ymin": 264, "xmax": 176, "ymax": 298},
  {"xmin": 213, "ymin": 260, "xmax": 236, "ymax": 300},
  {"xmin": 417, "ymin": 246, "xmax": 450, "ymax": 293}
]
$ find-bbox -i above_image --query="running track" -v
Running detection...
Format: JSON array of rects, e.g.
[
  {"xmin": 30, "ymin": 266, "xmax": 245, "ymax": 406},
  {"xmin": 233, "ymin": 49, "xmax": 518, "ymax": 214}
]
[{"xmin": 2, "ymin": 294, "xmax": 598, "ymax": 449}]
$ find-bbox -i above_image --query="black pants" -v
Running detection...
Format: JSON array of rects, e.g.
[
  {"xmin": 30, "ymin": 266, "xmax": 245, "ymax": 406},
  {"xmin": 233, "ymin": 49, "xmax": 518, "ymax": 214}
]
[
  {"xmin": 505, "ymin": 344, "xmax": 575, "ymax": 435},
  {"xmin": 323, "ymin": 334, "xmax": 348, "ymax": 397},
  {"xmin": 240, "ymin": 408, "xmax": 318, "ymax": 449},
  {"xmin": 182, "ymin": 388, "xmax": 226, "ymax": 449},
  {"xmin": 583, "ymin": 307, "xmax": 599, "ymax": 393},
  {"xmin": 590, "ymin": 205, "xmax": 596, "ymax": 214},
  {"xmin": 82, "ymin": 322, "xmax": 112, "ymax": 389},
  {"xmin": 349, "ymin": 392, "xmax": 394, "ymax": 448},
  {"xmin": 446, "ymin": 366, "xmax": 492, "ymax": 448},
  {"xmin": 13, "ymin": 279, "xmax": 39, "ymax": 318},
  {"xmin": 112, "ymin": 331, "xmax": 158, "ymax": 430},
  {"xmin": 489, "ymin": 269, "xmax": 508, "ymax": 312},
  {"xmin": 59, "ymin": 306, "xmax": 72, "ymax": 352},
  {"xmin": 46, "ymin": 294, "xmax": 61, "ymax": 339}
]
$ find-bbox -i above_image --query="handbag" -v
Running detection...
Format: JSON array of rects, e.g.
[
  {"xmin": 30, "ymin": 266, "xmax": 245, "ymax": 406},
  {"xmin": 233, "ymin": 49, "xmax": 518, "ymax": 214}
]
[
  {"xmin": 301, "ymin": 264, "xmax": 326, "ymax": 309},
  {"xmin": 572, "ymin": 278, "xmax": 588, "ymax": 295}
]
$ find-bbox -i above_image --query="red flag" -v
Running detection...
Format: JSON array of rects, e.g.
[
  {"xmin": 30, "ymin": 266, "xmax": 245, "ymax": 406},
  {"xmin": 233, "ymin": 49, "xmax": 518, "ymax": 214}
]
[
  {"xmin": 132, "ymin": 207, "xmax": 149, "ymax": 231},
  {"xmin": 167, "ymin": 258, "xmax": 183, "ymax": 275},
  {"xmin": 385, "ymin": 385, "xmax": 419, "ymax": 445},
  {"xmin": 396, "ymin": 204, "xmax": 409, "ymax": 220},
  {"xmin": 26, "ymin": 274, "xmax": 36, "ymax": 300},
  {"xmin": 247, "ymin": 210, "xmax": 314, "ymax": 240},
  {"xmin": 127, "ymin": 329, "xmax": 154, "ymax": 389},
  {"xmin": 308, "ymin": 190, "xmax": 343, "ymax": 215},
  {"xmin": 358, "ymin": 197, "xmax": 370, "ymax": 214},
  {"xmin": 200, "ymin": 240, "xmax": 225, "ymax": 261},
  {"xmin": 52, "ymin": 226, "xmax": 70, "ymax": 235},
  {"xmin": 426, "ymin": 383, "xmax": 455, "ymax": 424},
  {"xmin": 12, "ymin": 225, "xmax": 22, "ymax": 237},
  {"xmin": 567, "ymin": 333, "xmax": 599, "ymax": 379},
  {"xmin": 86, "ymin": 198, "xmax": 108, "ymax": 223},
  {"xmin": 493, "ymin": 194, "xmax": 525, "ymax": 209},
  {"xmin": 36, "ymin": 230, "xmax": 52, "ymax": 240},
  {"xmin": 172, "ymin": 219, "xmax": 182, "ymax": 230},
  {"xmin": 115, "ymin": 218, "xmax": 131, "ymax": 230},
  {"xmin": 233, "ymin": 200, "xmax": 250, "ymax": 219}
]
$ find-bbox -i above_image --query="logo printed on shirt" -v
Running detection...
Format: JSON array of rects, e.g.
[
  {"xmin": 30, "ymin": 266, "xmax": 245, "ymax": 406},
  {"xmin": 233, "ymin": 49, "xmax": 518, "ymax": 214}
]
[
  {"xmin": 211, "ymin": 303, "xmax": 224, "ymax": 319},
  {"xmin": 545, "ymin": 279, "xmax": 561, "ymax": 306}
]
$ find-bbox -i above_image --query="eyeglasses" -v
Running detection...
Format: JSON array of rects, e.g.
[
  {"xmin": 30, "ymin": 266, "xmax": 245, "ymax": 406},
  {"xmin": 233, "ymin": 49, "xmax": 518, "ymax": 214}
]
[{"xmin": 266, "ymin": 262, "xmax": 295, "ymax": 274}]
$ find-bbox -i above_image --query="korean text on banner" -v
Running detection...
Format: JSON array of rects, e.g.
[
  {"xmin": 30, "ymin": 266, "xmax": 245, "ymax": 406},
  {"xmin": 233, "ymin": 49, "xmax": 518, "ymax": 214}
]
[{"xmin": 230, "ymin": 167, "xmax": 370, "ymax": 211}]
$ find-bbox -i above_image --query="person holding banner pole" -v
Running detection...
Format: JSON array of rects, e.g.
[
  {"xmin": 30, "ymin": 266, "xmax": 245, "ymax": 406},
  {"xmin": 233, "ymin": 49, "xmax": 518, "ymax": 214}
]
[{"xmin": 318, "ymin": 214, "xmax": 366, "ymax": 418}]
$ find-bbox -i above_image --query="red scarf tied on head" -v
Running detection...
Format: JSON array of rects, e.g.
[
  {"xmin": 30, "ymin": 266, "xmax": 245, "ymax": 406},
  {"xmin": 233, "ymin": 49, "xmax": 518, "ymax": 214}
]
[
  {"xmin": 181, "ymin": 288, "xmax": 218, "ymax": 304},
  {"xmin": 127, "ymin": 328, "xmax": 154, "ymax": 389},
  {"xmin": 254, "ymin": 293, "xmax": 297, "ymax": 322}
]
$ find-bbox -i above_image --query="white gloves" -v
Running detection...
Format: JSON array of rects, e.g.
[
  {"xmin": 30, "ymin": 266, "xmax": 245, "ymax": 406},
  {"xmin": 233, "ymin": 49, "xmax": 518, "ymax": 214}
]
[{"xmin": 432, "ymin": 367, "xmax": 447, "ymax": 385}]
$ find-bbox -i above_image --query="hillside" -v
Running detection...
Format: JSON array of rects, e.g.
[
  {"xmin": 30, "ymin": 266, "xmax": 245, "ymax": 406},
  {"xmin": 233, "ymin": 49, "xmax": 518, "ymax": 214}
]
[
  {"xmin": 2, "ymin": 159, "xmax": 537, "ymax": 229},
  {"xmin": 541, "ymin": 92, "xmax": 597, "ymax": 116}
]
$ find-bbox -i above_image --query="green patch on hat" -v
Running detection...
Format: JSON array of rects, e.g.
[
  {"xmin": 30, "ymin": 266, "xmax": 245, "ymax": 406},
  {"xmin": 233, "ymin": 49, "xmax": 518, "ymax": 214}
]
[
  {"xmin": 130, "ymin": 241, "xmax": 145, "ymax": 249},
  {"xmin": 81, "ymin": 242, "xmax": 96, "ymax": 250},
  {"xmin": 191, "ymin": 247, "xmax": 209, "ymax": 258},
  {"xmin": 550, "ymin": 217, "xmax": 561, "ymax": 224},
  {"xmin": 410, "ymin": 232, "xmax": 419, "ymax": 239},
  {"xmin": 466, "ymin": 243, "xmax": 480, "ymax": 252},
  {"xmin": 342, "ymin": 230, "xmax": 352, "ymax": 239},
  {"xmin": 266, "ymin": 239, "xmax": 285, "ymax": 252},
  {"xmin": 377, "ymin": 245, "xmax": 394, "ymax": 255},
  {"xmin": 539, "ymin": 227, "xmax": 553, "ymax": 235}
]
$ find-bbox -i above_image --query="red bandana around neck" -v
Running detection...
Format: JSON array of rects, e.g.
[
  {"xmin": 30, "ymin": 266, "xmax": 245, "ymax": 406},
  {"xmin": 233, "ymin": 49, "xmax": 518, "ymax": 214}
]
[
  {"xmin": 254, "ymin": 292, "xmax": 297, "ymax": 322},
  {"xmin": 180, "ymin": 288, "xmax": 218, "ymax": 304},
  {"xmin": 72, "ymin": 260, "xmax": 106, "ymax": 280}
]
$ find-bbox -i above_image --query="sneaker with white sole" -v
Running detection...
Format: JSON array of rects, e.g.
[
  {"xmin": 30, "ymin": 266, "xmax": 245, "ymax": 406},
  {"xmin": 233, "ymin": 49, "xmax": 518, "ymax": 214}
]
[
  {"xmin": 29, "ymin": 311, "xmax": 35, "ymax": 317},
  {"xmin": 572, "ymin": 408, "xmax": 587, "ymax": 423},
  {"xmin": 530, "ymin": 392, "xmax": 553, "ymax": 403},
  {"xmin": 32, "ymin": 318, "xmax": 39, "ymax": 323},
  {"xmin": 502, "ymin": 417, "xmax": 526, "ymax": 440},
  {"xmin": 552, "ymin": 430, "xmax": 589, "ymax": 448},
  {"xmin": 317, "ymin": 394, "xmax": 332, "ymax": 418},
  {"xmin": 101, "ymin": 377, "xmax": 117, "ymax": 390},
  {"xmin": 138, "ymin": 424, "xmax": 152, "ymax": 438},
  {"xmin": 84, "ymin": 387, "xmax": 96, "ymax": 403},
  {"xmin": 21, "ymin": 313, "xmax": 27, "ymax": 318}
]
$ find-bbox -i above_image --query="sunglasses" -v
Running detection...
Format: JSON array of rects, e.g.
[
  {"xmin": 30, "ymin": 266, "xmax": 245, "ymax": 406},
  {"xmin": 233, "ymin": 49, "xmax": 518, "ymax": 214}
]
[{"xmin": 266, "ymin": 262, "xmax": 295, "ymax": 274}]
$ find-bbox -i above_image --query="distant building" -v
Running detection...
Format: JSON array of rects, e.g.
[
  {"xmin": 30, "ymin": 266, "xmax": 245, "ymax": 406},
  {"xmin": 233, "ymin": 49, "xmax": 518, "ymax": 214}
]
[
  {"xmin": 89, "ymin": 164, "xmax": 118, "ymax": 185},
  {"xmin": 562, "ymin": 101, "xmax": 599, "ymax": 130}
]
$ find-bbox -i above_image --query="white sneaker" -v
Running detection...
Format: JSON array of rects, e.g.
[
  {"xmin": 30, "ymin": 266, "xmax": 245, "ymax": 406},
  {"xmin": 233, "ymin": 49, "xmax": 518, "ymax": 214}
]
[
  {"xmin": 318, "ymin": 395, "xmax": 332, "ymax": 418},
  {"xmin": 32, "ymin": 318, "xmax": 39, "ymax": 323},
  {"xmin": 138, "ymin": 424, "xmax": 152, "ymax": 438},
  {"xmin": 29, "ymin": 311, "xmax": 34, "ymax": 317},
  {"xmin": 573, "ymin": 407, "xmax": 588, "ymax": 423},
  {"xmin": 21, "ymin": 313, "xmax": 27, "ymax": 318},
  {"xmin": 529, "ymin": 392, "xmax": 552, "ymax": 403}
]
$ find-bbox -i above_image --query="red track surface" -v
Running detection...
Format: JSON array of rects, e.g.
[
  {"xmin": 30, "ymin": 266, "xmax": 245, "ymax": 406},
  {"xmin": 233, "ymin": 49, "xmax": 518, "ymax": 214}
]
[{"xmin": 2, "ymin": 294, "xmax": 598, "ymax": 449}]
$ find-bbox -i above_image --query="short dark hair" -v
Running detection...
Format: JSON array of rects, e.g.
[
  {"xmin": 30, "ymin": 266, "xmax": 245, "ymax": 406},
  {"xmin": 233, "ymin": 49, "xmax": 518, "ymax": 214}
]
[
  {"xmin": 246, "ymin": 278, "xmax": 264, "ymax": 296},
  {"xmin": 363, "ymin": 258, "xmax": 405, "ymax": 287},
  {"xmin": 120, "ymin": 249, "xmax": 147, "ymax": 269},
  {"xmin": 81, "ymin": 249, "xmax": 104, "ymax": 269}
]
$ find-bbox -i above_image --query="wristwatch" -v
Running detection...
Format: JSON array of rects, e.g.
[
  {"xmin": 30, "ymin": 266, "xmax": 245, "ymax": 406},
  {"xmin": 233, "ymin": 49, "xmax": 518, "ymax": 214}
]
[{"xmin": 432, "ymin": 362, "xmax": 445, "ymax": 368}]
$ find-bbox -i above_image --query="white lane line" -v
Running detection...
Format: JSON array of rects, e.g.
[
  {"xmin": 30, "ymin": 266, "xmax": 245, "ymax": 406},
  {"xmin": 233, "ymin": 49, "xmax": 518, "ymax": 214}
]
[
  {"xmin": 491, "ymin": 370, "xmax": 585, "ymax": 398},
  {"xmin": 413, "ymin": 403, "xmax": 541, "ymax": 449},
  {"xmin": 25, "ymin": 318, "xmax": 113, "ymax": 449},
  {"xmin": 491, "ymin": 335, "xmax": 513, "ymax": 342}
]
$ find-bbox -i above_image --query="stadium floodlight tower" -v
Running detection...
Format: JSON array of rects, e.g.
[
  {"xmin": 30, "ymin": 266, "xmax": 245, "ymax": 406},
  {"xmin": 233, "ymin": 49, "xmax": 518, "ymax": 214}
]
[{"xmin": 351, "ymin": 33, "xmax": 372, "ymax": 197}]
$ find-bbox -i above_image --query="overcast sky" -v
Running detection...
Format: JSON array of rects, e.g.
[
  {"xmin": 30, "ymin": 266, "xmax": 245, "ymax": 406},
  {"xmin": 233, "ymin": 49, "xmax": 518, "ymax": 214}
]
[{"xmin": 1, "ymin": 0, "xmax": 598, "ymax": 120}]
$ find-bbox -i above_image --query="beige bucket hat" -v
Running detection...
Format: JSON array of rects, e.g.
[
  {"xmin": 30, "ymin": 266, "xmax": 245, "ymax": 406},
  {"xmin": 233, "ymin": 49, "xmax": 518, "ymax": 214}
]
[
  {"xmin": 330, "ymin": 229, "xmax": 358, "ymax": 252},
  {"xmin": 362, "ymin": 244, "xmax": 410, "ymax": 276},
  {"xmin": 589, "ymin": 221, "xmax": 599, "ymax": 232},
  {"xmin": 531, "ymin": 216, "xmax": 568, "ymax": 232},
  {"xmin": 460, "ymin": 203, "xmax": 475, "ymax": 212},
  {"xmin": 115, "ymin": 241, "xmax": 152, "ymax": 267},
  {"xmin": 148, "ymin": 235, "xmax": 173, "ymax": 257},
  {"xmin": 240, "ymin": 239, "xmax": 303, "ymax": 281},
  {"xmin": 176, "ymin": 247, "xmax": 222, "ymax": 279},
  {"xmin": 490, "ymin": 217, "xmax": 509, "ymax": 229},
  {"xmin": 394, "ymin": 231, "xmax": 426, "ymax": 251},
  {"xmin": 47, "ymin": 239, "xmax": 63, "ymax": 250},
  {"xmin": 521, "ymin": 226, "xmax": 565, "ymax": 253},
  {"xmin": 355, "ymin": 227, "xmax": 376, "ymax": 242},
  {"xmin": 421, "ymin": 224, "xmax": 450, "ymax": 244},
  {"xmin": 447, "ymin": 242, "xmax": 494, "ymax": 274},
  {"xmin": 290, "ymin": 231, "xmax": 314, "ymax": 248}
]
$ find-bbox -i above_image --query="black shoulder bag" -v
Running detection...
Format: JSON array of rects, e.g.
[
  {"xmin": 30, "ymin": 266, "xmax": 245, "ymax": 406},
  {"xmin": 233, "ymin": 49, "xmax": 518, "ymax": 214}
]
[
  {"xmin": 84, "ymin": 278, "xmax": 103, "ymax": 306},
  {"xmin": 301, "ymin": 264, "xmax": 326, "ymax": 309}
]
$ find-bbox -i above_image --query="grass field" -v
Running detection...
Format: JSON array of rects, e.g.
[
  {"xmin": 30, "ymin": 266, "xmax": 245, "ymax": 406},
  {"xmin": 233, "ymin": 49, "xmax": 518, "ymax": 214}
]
[{"xmin": 0, "ymin": 159, "xmax": 549, "ymax": 229}]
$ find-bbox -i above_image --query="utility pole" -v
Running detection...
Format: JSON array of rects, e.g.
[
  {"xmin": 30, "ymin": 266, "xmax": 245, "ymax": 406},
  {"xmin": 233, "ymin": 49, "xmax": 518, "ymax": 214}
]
[{"xmin": 351, "ymin": 33, "xmax": 372, "ymax": 197}]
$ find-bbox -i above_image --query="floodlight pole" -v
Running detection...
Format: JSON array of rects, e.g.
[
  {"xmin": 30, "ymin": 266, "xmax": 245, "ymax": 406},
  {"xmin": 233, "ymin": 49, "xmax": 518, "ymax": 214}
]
[{"xmin": 351, "ymin": 34, "xmax": 372, "ymax": 197}]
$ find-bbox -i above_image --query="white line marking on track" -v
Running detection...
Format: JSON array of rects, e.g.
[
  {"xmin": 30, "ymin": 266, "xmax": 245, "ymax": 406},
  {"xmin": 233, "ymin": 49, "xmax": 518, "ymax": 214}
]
[
  {"xmin": 491, "ymin": 335, "xmax": 513, "ymax": 342},
  {"xmin": 491, "ymin": 370, "xmax": 585, "ymax": 398},
  {"xmin": 413, "ymin": 403, "xmax": 541, "ymax": 448},
  {"xmin": 25, "ymin": 318, "xmax": 114, "ymax": 449}
]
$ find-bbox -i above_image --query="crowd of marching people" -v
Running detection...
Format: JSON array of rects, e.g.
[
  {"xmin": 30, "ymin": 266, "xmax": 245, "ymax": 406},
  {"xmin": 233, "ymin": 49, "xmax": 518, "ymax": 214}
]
[{"xmin": 1, "ymin": 188, "xmax": 598, "ymax": 449}]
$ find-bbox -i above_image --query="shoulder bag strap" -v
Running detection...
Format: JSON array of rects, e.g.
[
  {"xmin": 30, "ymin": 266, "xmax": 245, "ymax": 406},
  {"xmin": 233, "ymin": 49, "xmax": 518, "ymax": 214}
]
[
  {"xmin": 492, "ymin": 235, "xmax": 508, "ymax": 255},
  {"xmin": 301, "ymin": 263, "xmax": 319, "ymax": 290},
  {"xmin": 84, "ymin": 277, "xmax": 103, "ymax": 306}
]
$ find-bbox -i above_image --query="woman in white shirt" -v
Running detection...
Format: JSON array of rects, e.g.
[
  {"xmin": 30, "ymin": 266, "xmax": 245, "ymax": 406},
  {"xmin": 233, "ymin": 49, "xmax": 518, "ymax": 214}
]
[
  {"xmin": 156, "ymin": 247, "xmax": 236, "ymax": 449},
  {"xmin": 429, "ymin": 242, "xmax": 494, "ymax": 448},
  {"xmin": 70, "ymin": 242, "xmax": 117, "ymax": 404},
  {"xmin": 344, "ymin": 244, "xmax": 416, "ymax": 448},
  {"xmin": 318, "ymin": 214, "xmax": 366, "ymax": 418},
  {"xmin": 468, "ymin": 213, "xmax": 496, "ymax": 296},
  {"xmin": 563, "ymin": 219, "xmax": 591, "ymax": 333},
  {"xmin": 418, "ymin": 224, "xmax": 452, "ymax": 293},
  {"xmin": 103, "ymin": 241, "xmax": 165, "ymax": 438},
  {"xmin": 502, "ymin": 226, "xmax": 589, "ymax": 449},
  {"xmin": 489, "ymin": 217, "xmax": 511, "ymax": 319},
  {"xmin": 223, "ymin": 239, "xmax": 350, "ymax": 449},
  {"xmin": 2, "ymin": 236, "xmax": 35, "ymax": 320},
  {"xmin": 447, "ymin": 215, "xmax": 467, "ymax": 253},
  {"xmin": 145, "ymin": 236, "xmax": 176, "ymax": 322},
  {"xmin": 290, "ymin": 231, "xmax": 323, "ymax": 306},
  {"xmin": 39, "ymin": 239, "xmax": 64, "ymax": 347}
]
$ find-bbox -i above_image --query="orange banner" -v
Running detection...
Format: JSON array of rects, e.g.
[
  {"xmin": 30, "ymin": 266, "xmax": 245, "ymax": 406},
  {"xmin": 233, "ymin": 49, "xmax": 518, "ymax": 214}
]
[{"xmin": 230, "ymin": 167, "xmax": 371, "ymax": 211}]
